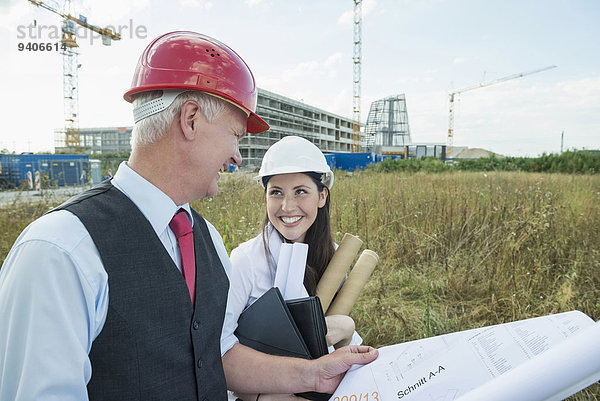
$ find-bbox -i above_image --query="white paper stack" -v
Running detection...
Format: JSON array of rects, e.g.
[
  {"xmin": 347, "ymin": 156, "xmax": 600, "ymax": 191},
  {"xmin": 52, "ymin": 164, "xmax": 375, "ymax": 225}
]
[{"xmin": 274, "ymin": 242, "xmax": 309, "ymax": 300}]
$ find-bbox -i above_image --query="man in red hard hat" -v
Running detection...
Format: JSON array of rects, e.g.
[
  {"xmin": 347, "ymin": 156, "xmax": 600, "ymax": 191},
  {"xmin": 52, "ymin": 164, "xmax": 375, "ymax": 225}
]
[{"xmin": 0, "ymin": 31, "xmax": 377, "ymax": 401}]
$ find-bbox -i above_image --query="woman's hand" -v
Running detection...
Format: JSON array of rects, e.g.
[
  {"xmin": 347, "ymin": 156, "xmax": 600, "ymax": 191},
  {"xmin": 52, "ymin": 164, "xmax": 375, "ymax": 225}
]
[{"xmin": 325, "ymin": 315, "xmax": 355, "ymax": 348}]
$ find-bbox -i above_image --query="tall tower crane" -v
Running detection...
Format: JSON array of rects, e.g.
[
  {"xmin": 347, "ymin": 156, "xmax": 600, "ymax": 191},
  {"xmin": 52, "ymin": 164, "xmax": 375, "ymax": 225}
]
[
  {"xmin": 447, "ymin": 65, "xmax": 556, "ymax": 157},
  {"xmin": 352, "ymin": 0, "xmax": 362, "ymax": 152},
  {"xmin": 28, "ymin": 0, "xmax": 121, "ymax": 152}
]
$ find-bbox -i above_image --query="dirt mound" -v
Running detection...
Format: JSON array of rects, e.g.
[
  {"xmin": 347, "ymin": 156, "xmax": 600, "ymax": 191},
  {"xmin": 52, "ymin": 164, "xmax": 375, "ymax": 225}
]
[{"xmin": 454, "ymin": 148, "xmax": 503, "ymax": 159}]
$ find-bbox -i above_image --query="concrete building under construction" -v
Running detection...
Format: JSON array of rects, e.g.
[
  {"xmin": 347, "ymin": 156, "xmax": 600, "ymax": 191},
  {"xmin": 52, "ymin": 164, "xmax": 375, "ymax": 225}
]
[
  {"xmin": 55, "ymin": 127, "xmax": 133, "ymax": 154},
  {"xmin": 57, "ymin": 88, "xmax": 356, "ymax": 169}
]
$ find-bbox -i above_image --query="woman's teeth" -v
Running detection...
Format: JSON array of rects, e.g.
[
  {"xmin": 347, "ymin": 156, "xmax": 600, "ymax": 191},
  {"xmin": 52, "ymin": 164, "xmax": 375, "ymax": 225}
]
[{"xmin": 281, "ymin": 216, "xmax": 301, "ymax": 224}]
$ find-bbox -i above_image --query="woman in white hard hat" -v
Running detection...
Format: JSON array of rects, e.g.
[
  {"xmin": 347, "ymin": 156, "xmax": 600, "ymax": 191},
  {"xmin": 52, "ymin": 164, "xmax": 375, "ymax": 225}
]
[{"xmin": 222, "ymin": 136, "xmax": 362, "ymax": 401}]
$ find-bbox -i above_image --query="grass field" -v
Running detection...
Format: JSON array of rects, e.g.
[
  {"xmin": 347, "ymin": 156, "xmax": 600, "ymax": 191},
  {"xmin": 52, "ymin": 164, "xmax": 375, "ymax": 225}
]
[{"xmin": 1, "ymin": 170, "xmax": 599, "ymax": 399}]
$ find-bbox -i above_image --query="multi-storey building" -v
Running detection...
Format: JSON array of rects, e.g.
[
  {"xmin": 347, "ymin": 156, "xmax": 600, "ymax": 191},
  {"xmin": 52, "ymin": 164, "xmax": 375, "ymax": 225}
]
[{"xmin": 54, "ymin": 127, "xmax": 132, "ymax": 154}]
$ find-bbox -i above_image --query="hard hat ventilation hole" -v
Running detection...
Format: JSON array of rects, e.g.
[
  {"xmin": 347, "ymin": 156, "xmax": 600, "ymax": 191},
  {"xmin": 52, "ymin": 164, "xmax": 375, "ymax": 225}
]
[{"xmin": 204, "ymin": 48, "xmax": 220, "ymax": 57}]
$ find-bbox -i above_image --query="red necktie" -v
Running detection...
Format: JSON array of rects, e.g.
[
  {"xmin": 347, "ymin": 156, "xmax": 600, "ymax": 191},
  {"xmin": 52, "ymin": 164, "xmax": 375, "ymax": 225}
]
[{"xmin": 169, "ymin": 209, "xmax": 196, "ymax": 304}]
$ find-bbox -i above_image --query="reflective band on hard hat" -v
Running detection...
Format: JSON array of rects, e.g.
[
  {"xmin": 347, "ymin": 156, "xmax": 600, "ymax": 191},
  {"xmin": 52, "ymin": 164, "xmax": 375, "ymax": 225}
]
[
  {"xmin": 132, "ymin": 90, "xmax": 251, "ymax": 123},
  {"xmin": 133, "ymin": 90, "xmax": 186, "ymax": 123}
]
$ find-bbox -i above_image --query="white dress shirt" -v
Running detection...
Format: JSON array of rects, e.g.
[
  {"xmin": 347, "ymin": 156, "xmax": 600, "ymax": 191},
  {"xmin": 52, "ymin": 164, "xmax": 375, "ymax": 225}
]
[{"xmin": 0, "ymin": 162, "xmax": 232, "ymax": 401}]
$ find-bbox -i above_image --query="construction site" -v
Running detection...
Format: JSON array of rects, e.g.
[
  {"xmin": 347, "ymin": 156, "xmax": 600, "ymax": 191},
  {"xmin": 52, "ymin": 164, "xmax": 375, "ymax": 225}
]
[
  {"xmin": 0, "ymin": 0, "xmax": 575, "ymax": 193},
  {"xmin": 2, "ymin": 0, "xmax": 563, "ymax": 186},
  {"xmin": 2, "ymin": 2, "xmax": 600, "ymax": 400}
]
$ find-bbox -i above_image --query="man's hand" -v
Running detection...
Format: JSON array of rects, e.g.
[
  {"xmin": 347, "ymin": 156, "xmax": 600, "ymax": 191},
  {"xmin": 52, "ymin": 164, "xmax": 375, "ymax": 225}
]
[
  {"xmin": 223, "ymin": 343, "xmax": 378, "ymax": 395},
  {"xmin": 312, "ymin": 345, "xmax": 378, "ymax": 394}
]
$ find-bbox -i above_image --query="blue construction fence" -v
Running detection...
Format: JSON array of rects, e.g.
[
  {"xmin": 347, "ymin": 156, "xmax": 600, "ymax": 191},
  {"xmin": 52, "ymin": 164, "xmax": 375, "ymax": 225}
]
[
  {"xmin": 324, "ymin": 152, "xmax": 403, "ymax": 171},
  {"xmin": 0, "ymin": 154, "xmax": 102, "ymax": 189},
  {"xmin": 323, "ymin": 145, "xmax": 446, "ymax": 171}
]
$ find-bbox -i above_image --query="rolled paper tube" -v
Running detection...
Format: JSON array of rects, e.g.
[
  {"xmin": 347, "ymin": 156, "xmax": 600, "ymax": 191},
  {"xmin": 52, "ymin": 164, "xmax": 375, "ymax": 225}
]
[
  {"xmin": 315, "ymin": 233, "xmax": 363, "ymax": 312},
  {"xmin": 326, "ymin": 249, "xmax": 379, "ymax": 316}
]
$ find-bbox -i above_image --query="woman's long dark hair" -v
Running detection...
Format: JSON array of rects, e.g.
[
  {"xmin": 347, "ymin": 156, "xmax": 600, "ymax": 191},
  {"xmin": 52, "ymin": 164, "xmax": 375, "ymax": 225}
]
[{"xmin": 261, "ymin": 174, "xmax": 335, "ymax": 296}]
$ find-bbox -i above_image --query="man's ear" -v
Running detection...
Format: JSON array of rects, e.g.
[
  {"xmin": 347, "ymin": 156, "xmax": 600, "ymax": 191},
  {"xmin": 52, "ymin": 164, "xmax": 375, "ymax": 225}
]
[{"xmin": 179, "ymin": 100, "xmax": 200, "ymax": 140}]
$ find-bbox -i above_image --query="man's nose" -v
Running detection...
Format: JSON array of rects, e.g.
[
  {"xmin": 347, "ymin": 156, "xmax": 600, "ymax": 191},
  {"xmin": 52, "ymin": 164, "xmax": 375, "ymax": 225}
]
[{"xmin": 231, "ymin": 149, "xmax": 242, "ymax": 166}]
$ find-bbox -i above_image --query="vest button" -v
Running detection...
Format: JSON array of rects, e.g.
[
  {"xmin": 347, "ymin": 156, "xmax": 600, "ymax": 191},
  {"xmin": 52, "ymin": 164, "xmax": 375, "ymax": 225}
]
[
  {"xmin": 193, "ymin": 320, "xmax": 199, "ymax": 330},
  {"xmin": 197, "ymin": 358, "xmax": 203, "ymax": 368}
]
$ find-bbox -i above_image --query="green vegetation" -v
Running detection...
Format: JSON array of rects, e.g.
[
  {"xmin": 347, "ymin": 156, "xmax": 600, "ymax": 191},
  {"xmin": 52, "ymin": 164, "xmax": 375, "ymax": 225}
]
[
  {"xmin": 371, "ymin": 150, "xmax": 600, "ymax": 174},
  {"xmin": 1, "ymin": 170, "xmax": 599, "ymax": 399}
]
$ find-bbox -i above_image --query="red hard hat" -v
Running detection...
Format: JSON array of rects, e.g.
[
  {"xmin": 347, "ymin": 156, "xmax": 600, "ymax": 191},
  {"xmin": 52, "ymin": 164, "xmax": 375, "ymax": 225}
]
[{"xmin": 124, "ymin": 31, "xmax": 269, "ymax": 134}]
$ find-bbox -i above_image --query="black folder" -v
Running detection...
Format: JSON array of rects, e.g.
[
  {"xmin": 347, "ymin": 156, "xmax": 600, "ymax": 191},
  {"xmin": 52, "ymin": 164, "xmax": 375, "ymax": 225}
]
[
  {"xmin": 235, "ymin": 287, "xmax": 311, "ymax": 359},
  {"xmin": 286, "ymin": 295, "xmax": 328, "ymax": 360},
  {"xmin": 234, "ymin": 287, "xmax": 331, "ymax": 401}
]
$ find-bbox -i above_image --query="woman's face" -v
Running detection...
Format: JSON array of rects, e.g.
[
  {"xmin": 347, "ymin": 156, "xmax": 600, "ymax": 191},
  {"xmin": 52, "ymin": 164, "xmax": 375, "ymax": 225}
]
[{"xmin": 266, "ymin": 173, "xmax": 328, "ymax": 243}]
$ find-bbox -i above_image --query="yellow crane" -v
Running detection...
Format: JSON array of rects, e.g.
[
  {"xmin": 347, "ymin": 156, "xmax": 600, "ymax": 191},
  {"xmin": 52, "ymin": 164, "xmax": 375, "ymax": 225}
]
[
  {"xmin": 28, "ymin": 0, "xmax": 121, "ymax": 152},
  {"xmin": 352, "ymin": 0, "xmax": 362, "ymax": 152},
  {"xmin": 447, "ymin": 65, "xmax": 556, "ymax": 158}
]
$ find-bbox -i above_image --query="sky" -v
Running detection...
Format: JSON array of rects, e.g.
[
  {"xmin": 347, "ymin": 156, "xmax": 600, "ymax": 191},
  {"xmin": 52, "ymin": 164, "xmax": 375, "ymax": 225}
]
[{"xmin": 0, "ymin": 0, "xmax": 599, "ymax": 157}]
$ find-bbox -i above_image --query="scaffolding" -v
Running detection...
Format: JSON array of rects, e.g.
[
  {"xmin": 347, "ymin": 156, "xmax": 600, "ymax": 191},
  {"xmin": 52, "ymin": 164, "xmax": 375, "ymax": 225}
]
[{"xmin": 363, "ymin": 94, "xmax": 412, "ymax": 153}]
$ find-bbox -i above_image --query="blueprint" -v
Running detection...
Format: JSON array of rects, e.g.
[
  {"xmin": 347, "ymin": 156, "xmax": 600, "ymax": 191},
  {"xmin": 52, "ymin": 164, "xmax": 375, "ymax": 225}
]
[{"xmin": 331, "ymin": 311, "xmax": 600, "ymax": 401}]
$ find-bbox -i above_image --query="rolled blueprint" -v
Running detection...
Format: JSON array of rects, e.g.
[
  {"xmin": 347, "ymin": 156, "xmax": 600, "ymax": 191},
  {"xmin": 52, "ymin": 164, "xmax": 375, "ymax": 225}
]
[
  {"xmin": 326, "ymin": 249, "xmax": 379, "ymax": 316},
  {"xmin": 315, "ymin": 233, "xmax": 363, "ymax": 312},
  {"xmin": 454, "ymin": 320, "xmax": 600, "ymax": 401}
]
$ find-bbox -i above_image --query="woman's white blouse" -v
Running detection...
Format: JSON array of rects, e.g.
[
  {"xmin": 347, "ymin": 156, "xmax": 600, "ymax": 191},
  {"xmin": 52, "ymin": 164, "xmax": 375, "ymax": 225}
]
[{"xmin": 220, "ymin": 225, "xmax": 362, "ymax": 356}]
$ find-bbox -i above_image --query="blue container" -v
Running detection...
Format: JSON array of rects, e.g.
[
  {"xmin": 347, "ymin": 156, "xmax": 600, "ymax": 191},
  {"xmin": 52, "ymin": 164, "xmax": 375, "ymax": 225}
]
[
  {"xmin": 0, "ymin": 154, "xmax": 91, "ymax": 188},
  {"xmin": 0, "ymin": 155, "xmax": 19, "ymax": 188}
]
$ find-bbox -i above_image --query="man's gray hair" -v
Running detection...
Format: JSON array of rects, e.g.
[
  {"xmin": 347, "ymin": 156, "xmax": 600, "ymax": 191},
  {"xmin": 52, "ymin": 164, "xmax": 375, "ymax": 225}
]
[{"xmin": 131, "ymin": 91, "xmax": 236, "ymax": 149}]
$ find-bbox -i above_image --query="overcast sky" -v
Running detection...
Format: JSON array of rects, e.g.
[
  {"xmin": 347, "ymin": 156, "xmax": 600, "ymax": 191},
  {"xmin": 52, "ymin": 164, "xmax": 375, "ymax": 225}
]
[{"xmin": 1, "ymin": 0, "xmax": 598, "ymax": 156}]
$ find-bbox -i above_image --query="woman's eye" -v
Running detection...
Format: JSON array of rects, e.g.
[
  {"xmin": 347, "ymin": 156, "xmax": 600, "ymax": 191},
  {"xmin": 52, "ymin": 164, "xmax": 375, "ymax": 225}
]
[
  {"xmin": 269, "ymin": 190, "xmax": 282, "ymax": 196},
  {"xmin": 296, "ymin": 189, "xmax": 307, "ymax": 195}
]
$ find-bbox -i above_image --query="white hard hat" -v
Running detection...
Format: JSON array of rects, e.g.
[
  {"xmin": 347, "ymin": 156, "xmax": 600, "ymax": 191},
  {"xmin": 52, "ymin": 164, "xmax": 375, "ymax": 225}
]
[{"xmin": 255, "ymin": 136, "xmax": 334, "ymax": 189}]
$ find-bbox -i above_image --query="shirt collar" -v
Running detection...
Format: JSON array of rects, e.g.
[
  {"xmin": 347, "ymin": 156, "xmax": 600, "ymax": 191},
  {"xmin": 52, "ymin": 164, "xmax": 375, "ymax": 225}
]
[
  {"xmin": 111, "ymin": 161, "xmax": 193, "ymax": 236},
  {"xmin": 266, "ymin": 223, "xmax": 283, "ymax": 265}
]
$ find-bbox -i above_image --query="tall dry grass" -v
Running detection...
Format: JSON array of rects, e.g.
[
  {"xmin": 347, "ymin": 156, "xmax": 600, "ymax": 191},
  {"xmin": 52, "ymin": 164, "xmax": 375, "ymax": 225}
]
[
  {"xmin": 1, "ymin": 170, "xmax": 599, "ymax": 399},
  {"xmin": 194, "ymin": 171, "xmax": 600, "ymax": 339},
  {"xmin": 192, "ymin": 170, "xmax": 600, "ymax": 400}
]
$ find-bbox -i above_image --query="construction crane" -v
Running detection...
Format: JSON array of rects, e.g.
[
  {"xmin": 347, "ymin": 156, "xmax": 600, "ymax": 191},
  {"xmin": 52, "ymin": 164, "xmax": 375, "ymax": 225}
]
[
  {"xmin": 28, "ymin": 0, "xmax": 121, "ymax": 152},
  {"xmin": 351, "ymin": 0, "xmax": 362, "ymax": 152},
  {"xmin": 447, "ymin": 65, "xmax": 556, "ymax": 158}
]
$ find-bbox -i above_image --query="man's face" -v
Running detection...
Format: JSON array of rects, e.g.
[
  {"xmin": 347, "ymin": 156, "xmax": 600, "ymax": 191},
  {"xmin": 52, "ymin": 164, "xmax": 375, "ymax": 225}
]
[{"xmin": 193, "ymin": 107, "xmax": 246, "ymax": 197}]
